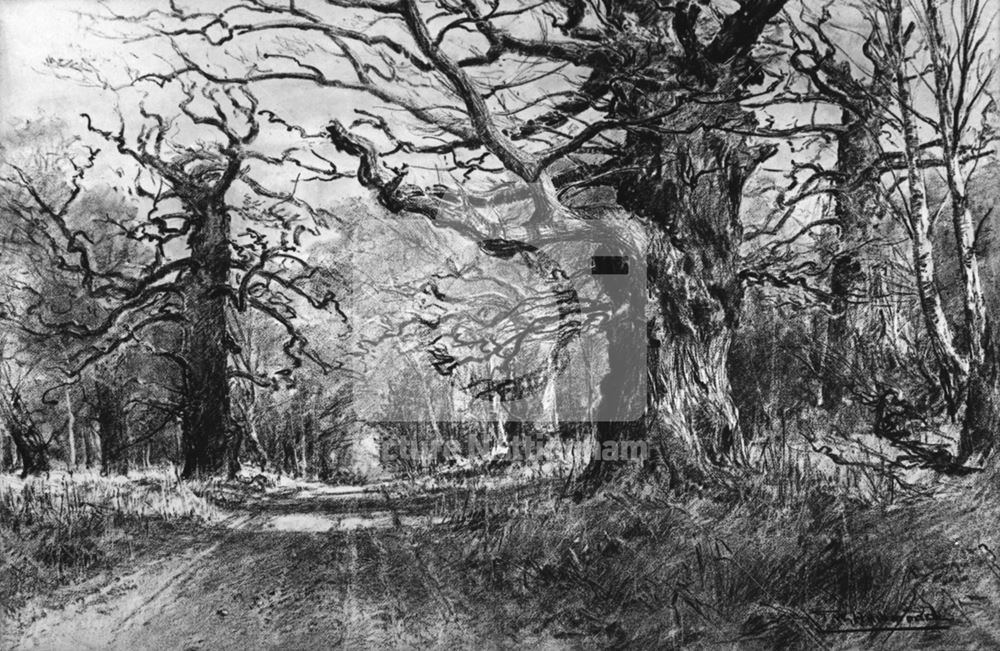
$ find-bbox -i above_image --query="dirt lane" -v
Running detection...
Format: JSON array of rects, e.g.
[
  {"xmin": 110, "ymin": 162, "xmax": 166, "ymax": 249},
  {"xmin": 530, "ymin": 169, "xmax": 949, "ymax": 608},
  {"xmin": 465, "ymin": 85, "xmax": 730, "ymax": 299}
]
[{"xmin": 5, "ymin": 483, "xmax": 568, "ymax": 650}]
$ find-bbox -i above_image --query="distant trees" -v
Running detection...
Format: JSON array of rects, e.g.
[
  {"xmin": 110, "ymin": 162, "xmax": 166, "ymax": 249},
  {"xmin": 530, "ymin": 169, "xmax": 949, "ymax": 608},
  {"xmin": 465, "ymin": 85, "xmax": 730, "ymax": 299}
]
[
  {"xmin": 747, "ymin": 0, "xmax": 999, "ymax": 464},
  {"xmin": 0, "ymin": 120, "xmax": 104, "ymax": 476},
  {"xmin": 0, "ymin": 81, "xmax": 344, "ymax": 477}
]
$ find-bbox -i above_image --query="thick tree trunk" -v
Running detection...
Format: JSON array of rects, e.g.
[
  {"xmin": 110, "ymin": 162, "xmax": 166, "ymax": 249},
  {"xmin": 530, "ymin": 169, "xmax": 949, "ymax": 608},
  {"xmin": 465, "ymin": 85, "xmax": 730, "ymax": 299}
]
[
  {"xmin": 10, "ymin": 427, "xmax": 48, "ymax": 478},
  {"xmin": 1, "ymin": 390, "xmax": 49, "ymax": 477},
  {"xmin": 824, "ymin": 112, "xmax": 883, "ymax": 406},
  {"xmin": 578, "ymin": 98, "xmax": 768, "ymax": 488},
  {"xmin": 95, "ymin": 380, "xmax": 129, "ymax": 476},
  {"xmin": 8, "ymin": 420, "xmax": 49, "ymax": 478},
  {"xmin": 181, "ymin": 201, "xmax": 236, "ymax": 478},
  {"xmin": 962, "ymin": 328, "xmax": 1000, "ymax": 459},
  {"xmin": 611, "ymin": 119, "xmax": 762, "ymax": 473}
]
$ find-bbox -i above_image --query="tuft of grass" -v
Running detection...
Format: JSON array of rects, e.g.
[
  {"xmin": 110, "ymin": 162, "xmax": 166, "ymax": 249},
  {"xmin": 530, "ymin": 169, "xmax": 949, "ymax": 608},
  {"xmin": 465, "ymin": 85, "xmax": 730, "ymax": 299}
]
[
  {"xmin": 374, "ymin": 464, "xmax": 1000, "ymax": 649},
  {"xmin": 0, "ymin": 471, "xmax": 218, "ymax": 615}
]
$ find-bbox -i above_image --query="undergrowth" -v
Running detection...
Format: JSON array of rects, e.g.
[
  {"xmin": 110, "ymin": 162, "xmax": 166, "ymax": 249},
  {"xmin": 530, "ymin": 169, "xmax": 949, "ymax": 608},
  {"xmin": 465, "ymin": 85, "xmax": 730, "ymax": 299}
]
[
  {"xmin": 376, "ymin": 464, "xmax": 1000, "ymax": 649},
  {"xmin": 2, "ymin": 459, "xmax": 999, "ymax": 649},
  {"xmin": 0, "ymin": 472, "xmax": 218, "ymax": 615}
]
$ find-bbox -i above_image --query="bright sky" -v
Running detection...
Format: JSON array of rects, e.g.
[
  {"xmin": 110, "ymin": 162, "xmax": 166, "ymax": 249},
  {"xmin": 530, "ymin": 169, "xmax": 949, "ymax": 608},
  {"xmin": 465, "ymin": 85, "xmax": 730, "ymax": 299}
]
[{"xmin": 0, "ymin": 1, "xmax": 107, "ymax": 127}]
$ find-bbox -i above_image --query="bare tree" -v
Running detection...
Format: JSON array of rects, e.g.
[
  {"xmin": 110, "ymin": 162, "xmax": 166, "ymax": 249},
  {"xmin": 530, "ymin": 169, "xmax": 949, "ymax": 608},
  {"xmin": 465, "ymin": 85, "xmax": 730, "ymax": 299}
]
[
  {"xmin": 922, "ymin": 0, "xmax": 999, "ymax": 458},
  {"xmin": 886, "ymin": 0, "xmax": 968, "ymax": 401},
  {"xmin": 97, "ymin": 0, "xmax": 791, "ymax": 480},
  {"xmin": 1, "ymin": 82, "xmax": 345, "ymax": 477},
  {"xmin": 783, "ymin": 3, "xmax": 897, "ymax": 406}
]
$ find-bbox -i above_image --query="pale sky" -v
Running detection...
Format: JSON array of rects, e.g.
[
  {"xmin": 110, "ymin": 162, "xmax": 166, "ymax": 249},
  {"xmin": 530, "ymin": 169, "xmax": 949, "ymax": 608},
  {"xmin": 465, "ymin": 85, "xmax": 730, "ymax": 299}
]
[{"xmin": 0, "ymin": 1, "xmax": 107, "ymax": 127}]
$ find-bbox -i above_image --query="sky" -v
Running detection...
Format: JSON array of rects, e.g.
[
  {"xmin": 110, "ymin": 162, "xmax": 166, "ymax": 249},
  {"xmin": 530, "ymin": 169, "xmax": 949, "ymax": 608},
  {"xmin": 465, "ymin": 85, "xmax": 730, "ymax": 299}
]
[{"xmin": 0, "ymin": 1, "xmax": 107, "ymax": 128}]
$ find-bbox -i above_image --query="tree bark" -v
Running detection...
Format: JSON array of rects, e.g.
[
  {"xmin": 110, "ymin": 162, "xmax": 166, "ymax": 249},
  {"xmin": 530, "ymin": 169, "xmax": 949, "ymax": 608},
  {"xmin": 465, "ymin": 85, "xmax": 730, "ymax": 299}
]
[
  {"xmin": 95, "ymin": 380, "xmax": 129, "ymax": 475},
  {"xmin": 962, "ymin": 329, "xmax": 999, "ymax": 458},
  {"xmin": 180, "ymin": 200, "xmax": 236, "ymax": 478},
  {"xmin": 64, "ymin": 384, "xmax": 77, "ymax": 468},
  {"xmin": 824, "ymin": 112, "xmax": 884, "ymax": 406},
  {"xmin": 893, "ymin": 37, "xmax": 968, "ymax": 404},
  {"xmin": 5, "ymin": 410, "xmax": 49, "ymax": 478},
  {"xmin": 923, "ymin": 0, "xmax": 997, "ymax": 458},
  {"xmin": 613, "ymin": 116, "xmax": 765, "ymax": 473},
  {"xmin": 1, "ymin": 387, "xmax": 48, "ymax": 477},
  {"xmin": 10, "ymin": 427, "xmax": 49, "ymax": 478}
]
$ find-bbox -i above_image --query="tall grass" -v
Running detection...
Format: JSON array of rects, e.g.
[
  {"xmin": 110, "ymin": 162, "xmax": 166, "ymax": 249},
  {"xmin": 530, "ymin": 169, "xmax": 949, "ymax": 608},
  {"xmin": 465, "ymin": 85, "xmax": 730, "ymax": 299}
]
[
  {"xmin": 390, "ymin": 460, "xmax": 1000, "ymax": 649},
  {"xmin": 0, "ymin": 471, "xmax": 218, "ymax": 615}
]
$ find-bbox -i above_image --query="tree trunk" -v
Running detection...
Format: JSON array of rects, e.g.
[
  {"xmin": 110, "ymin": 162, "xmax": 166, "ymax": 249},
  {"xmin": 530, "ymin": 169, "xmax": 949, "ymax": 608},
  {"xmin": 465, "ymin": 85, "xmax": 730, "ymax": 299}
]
[
  {"xmin": 923, "ymin": 0, "xmax": 997, "ymax": 458},
  {"xmin": 10, "ymin": 426, "xmax": 49, "ymax": 478},
  {"xmin": 1, "ymin": 389, "xmax": 48, "ymax": 477},
  {"xmin": 300, "ymin": 411, "xmax": 312, "ymax": 476},
  {"xmin": 575, "ymin": 94, "xmax": 770, "ymax": 488},
  {"xmin": 1, "ymin": 428, "xmax": 15, "ymax": 473},
  {"xmin": 824, "ymin": 111, "xmax": 883, "ymax": 406},
  {"xmin": 962, "ymin": 327, "xmax": 999, "ymax": 459},
  {"xmin": 82, "ymin": 422, "xmax": 94, "ymax": 468},
  {"xmin": 282, "ymin": 438, "xmax": 296, "ymax": 477},
  {"xmin": 612, "ymin": 117, "xmax": 765, "ymax": 473},
  {"xmin": 6, "ymin": 418, "xmax": 49, "ymax": 478},
  {"xmin": 181, "ymin": 200, "xmax": 236, "ymax": 478},
  {"xmin": 64, "ymin": 384, "xmax": 77, "ymax": 469},
  {"xmin": 95, "ymin": 380, "xmax": 129, "ymax": 476},
  {"xmin": 905, "ymin": 174, "xmax": 967, "ymax": 403},
  {"xmin": 893, "ymin": 48, "xmax": 968, "ymax": 407},
  {"xmin": 244, "ymin": 422, "xmax": 268, "ymax": 471}
]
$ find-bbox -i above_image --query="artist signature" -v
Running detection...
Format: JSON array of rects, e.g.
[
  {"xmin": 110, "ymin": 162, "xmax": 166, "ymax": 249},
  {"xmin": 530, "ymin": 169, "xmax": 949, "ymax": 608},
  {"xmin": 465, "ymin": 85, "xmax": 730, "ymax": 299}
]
[{"xmin": 811, "ymin": 608, "xmax": 956, "ymax": 634}]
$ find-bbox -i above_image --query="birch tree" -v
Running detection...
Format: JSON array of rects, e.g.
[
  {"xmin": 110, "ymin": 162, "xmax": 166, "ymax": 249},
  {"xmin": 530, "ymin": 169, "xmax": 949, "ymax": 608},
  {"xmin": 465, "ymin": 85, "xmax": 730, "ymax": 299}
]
[{"xmin": 922, "ymin": 0, "xmax": 998, "ymax": 457}]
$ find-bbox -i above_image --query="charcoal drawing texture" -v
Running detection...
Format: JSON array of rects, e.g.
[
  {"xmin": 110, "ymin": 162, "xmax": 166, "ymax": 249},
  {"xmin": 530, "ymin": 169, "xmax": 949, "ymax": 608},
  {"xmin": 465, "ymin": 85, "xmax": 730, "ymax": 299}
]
[{"xmin": 1, "ymin": 0, "xmax": 999, "ymax": 648}]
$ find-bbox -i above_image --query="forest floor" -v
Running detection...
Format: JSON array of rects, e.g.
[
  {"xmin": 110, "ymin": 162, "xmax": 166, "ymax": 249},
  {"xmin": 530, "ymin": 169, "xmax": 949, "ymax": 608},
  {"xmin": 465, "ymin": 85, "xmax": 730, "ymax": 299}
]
[
  {"xmin": 1, "ymin": 472, "xmax": 567, "ymax": 650},
  {"xmin": 3, "ymin": 468, "xmax": 1000, "ymax": 650}
]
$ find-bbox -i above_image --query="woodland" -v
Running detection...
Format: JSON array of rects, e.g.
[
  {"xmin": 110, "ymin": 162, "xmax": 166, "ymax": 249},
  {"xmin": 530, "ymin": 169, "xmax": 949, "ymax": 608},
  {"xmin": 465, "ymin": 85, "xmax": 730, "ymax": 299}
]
[{"xmin": 1, "ymin": 0, "xmax": 999, "ymax": 648}]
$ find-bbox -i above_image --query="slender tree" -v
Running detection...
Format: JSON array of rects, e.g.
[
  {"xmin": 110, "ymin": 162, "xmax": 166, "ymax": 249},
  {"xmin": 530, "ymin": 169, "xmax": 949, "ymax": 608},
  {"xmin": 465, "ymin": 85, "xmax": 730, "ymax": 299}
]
[{"xmin": 922, "ymin": 0, "xmax": 998, "ymax": 457}]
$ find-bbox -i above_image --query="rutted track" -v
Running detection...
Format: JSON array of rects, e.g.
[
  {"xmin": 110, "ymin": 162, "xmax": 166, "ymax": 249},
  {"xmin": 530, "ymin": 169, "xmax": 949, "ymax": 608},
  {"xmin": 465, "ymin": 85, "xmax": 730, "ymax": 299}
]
[{"xmin": 5, "ymin": 479, "xmax": 567, "ymax": 651}]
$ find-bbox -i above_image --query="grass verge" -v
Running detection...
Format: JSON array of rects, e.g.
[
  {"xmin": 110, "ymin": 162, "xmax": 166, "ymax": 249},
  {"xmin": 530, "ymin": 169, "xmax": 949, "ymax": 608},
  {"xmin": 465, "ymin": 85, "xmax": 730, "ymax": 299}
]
[{"xmin": 0, "ymin": 471, "xmax": 219, "ymax": 616}]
